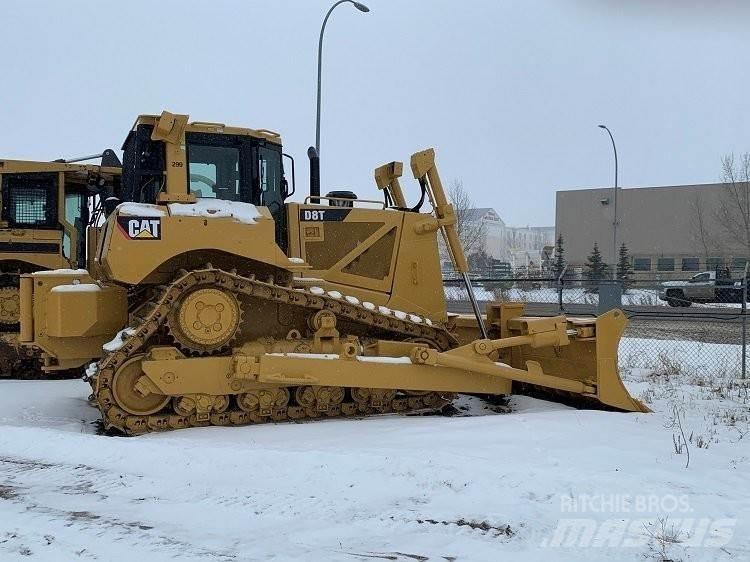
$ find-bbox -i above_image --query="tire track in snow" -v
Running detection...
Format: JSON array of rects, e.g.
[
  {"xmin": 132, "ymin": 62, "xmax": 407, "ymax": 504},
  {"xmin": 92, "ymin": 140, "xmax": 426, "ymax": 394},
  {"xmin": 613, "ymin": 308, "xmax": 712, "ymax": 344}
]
[{"xmin": 0, "ymin": 456, "xmax": 238, "ymax": 561}]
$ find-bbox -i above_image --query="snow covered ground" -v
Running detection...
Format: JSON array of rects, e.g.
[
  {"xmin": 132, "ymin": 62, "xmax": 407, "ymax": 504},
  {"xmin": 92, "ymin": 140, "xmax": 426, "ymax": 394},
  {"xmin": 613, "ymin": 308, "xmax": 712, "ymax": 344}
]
[{"xmin": 0, "ymin": 343, "xmax": 748, "ymax": 561}]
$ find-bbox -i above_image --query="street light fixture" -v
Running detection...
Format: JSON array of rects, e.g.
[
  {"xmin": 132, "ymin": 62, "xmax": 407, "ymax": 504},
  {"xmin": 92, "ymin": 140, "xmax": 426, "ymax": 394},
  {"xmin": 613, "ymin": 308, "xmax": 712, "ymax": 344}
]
[
  {"xmin": 598, "ymin": 124, "xmax": 619, "ymax": 277},
  {"xmin": 315, "ymin": 0, "xmax": 370, "ymax": 156}
]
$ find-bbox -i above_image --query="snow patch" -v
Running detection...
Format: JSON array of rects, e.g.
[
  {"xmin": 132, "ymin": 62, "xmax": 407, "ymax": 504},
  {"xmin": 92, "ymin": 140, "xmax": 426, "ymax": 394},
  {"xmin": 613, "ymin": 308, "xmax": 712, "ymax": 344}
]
[
  {"xmin": 356, "ymin": 356, "xmax": 412, "ymax": 364},
  {"xmin": 268, "ymin": 352, "xmax": 338, "ymax": 360},
  {"xmin": 362, "ymin": 301, "xmax": 376, "ymax": 310},
  {"xmin": 378, "ymin": 306, "xmax": 392, "ymax": 315},
  {"xmin": 345, "ymin": 295, "xmax": 360, "ymax": 305},
  {"xmin": 84, "ymin": 362, "xmax": 99, "ymax": 379},
  {"xmin": 117, "ymin": 202, "xmax": 166, "ymax": 217},
  {"xmin": 309, "ymin": 286, "xmax": 325, "ymax": 295},
  {"xmin": 327, "ymin": 291, "xmax": 342, "ymax": 299},
  {"xmin": 33, "ymin": 269, "xmax": 88, "ymax": 276},
  {"xmin": 51, "ymin": 283, "xmax": 101, "ymax": 294},
  {"xmin": 393, "ymin": 310, "xmax": 407, "ymax": 320},
  {"xmin": 168, "ymin": 199, "xmax": 260, "ymax": 224},
  {"xmin": 103, "ymin": 328, "xmax": 137, "ymax": 352},
  {"xmin": 287, "ymin": 257, "xmax": 305, "ymax": 264},
  {"xmin": 408, "ymin": 314, "xmax": 423, "ymax": 323},
  {"xmin": 260, "ymin": 352, "xmax": 412, "ymax": 364}
]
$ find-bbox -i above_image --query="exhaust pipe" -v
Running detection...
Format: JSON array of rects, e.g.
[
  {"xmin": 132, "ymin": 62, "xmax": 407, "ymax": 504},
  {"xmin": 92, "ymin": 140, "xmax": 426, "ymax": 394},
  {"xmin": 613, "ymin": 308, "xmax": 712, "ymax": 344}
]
[{"xmin": 307, "ymin": 146, "xmax": 320, "ymax": 203}]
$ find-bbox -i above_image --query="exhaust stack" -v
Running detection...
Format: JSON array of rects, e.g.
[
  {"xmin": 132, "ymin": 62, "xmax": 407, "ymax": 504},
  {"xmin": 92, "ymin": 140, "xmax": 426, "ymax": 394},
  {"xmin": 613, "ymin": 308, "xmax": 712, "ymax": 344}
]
[{"xmin": 307, "ymin": 146, "xmax": 320, "ymax": 203}]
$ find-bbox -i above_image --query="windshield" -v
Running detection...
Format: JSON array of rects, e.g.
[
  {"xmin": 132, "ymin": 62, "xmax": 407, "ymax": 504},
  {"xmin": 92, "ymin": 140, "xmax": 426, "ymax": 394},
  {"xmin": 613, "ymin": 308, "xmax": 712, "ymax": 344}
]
[{"xmin": 187, "ymin": 144, "xmax": 241, "ymax": 200}]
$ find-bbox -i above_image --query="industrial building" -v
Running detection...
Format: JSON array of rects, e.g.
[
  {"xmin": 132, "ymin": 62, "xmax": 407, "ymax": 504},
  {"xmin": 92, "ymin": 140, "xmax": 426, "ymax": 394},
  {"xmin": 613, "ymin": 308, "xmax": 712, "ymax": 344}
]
[{"xmin": 555, "ymin": 182, "xmax": 748, "ymax": 278}]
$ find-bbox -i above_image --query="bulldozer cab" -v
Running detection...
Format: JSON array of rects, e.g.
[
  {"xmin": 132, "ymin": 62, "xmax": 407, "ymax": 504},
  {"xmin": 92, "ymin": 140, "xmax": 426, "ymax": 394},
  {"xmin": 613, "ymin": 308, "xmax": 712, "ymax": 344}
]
[
  {"xmin": 120, "ymin": 114, "xmax": 290, "ymax": 250},
  {"xmin": 0, "ymin": 159, "xmax": 121, "ymax": 273}
]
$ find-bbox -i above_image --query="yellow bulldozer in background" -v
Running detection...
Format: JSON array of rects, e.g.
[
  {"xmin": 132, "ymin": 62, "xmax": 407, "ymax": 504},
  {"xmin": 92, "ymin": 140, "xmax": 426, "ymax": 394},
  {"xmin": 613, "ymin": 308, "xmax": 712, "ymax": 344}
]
[
  {"xmin": 19, "ymin": 110, "xmax": 647, "ymax": 435},
  {"xmin": 0, "ymin": 153, "xmax": 121, "ymax": 377}
]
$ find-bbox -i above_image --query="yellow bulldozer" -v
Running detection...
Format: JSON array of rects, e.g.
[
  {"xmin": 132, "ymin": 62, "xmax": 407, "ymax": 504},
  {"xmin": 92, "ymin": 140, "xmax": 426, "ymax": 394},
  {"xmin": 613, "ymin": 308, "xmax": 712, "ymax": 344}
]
[
  {"xmin": 19, "ymin": 111, "xmax": 647, "ymax": 435},
  {"xmin": 0, "ymin": 153, "xmax": 121, "ymax": 377}
]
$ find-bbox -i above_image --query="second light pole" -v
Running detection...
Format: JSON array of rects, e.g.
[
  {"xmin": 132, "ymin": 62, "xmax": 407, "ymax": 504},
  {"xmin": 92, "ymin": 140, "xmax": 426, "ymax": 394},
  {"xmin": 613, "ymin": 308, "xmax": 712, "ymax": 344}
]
[
  {"xmin": 315, "ymin": 0, "xmax": 370, "ymax": 156},
  {"xmin": 598, "ymin": 124, "xmax": 618, "ymax": 276}
]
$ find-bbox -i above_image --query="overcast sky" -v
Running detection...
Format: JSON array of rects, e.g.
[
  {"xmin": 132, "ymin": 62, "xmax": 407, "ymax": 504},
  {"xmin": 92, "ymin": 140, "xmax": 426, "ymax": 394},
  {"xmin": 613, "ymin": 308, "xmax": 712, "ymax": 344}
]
[{"xmin": 1, "ymin": 1, "xmax": 747, "ymax": 226}]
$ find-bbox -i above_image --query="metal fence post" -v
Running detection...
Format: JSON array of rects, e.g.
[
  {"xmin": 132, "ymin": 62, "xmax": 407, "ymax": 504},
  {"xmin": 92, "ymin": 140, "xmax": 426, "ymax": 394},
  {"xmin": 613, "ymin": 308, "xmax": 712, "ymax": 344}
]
[
  {"xmin": 557, "ymin": 266, "xmax": 567, "ymax": 313},
  {"xmin": 743, "ymin": 264, "xmax": 748, "ymax": 379}
]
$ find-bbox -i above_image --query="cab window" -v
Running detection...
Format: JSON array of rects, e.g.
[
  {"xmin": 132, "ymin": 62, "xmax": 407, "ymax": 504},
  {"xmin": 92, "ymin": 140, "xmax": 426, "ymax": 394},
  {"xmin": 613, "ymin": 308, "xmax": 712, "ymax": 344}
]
[
  {"xmin": 258, "ymin": 146, "xmax": 283, "ymax": 213},
  {"xmin": 1, "ymin": 173, "xmax": 58, "ymax": 228},
  {"xmin": 187, "ymin": 144, "xmax": 241, "ymax": 200},
  {"xmin": 258, "ymin": 147, "xmax": 281, "ymax": 202},
  {"xmin": 62, "ymin": 191, "xmax": 85, "ymax": 261},
  {"xmin": 65, "ymin": 192, "xmax": 84, "ymax": 225}
]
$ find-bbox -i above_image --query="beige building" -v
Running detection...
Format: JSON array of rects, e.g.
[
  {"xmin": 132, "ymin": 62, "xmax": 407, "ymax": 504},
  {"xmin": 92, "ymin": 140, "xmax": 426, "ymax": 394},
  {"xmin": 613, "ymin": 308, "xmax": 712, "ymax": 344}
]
[
  {"xmin": 466, "ymin": 208, "xmax": 554, "ymax": 267},
  {"xmin": 466, "ymin": 208, "xmax": 506, "ymax": 259},
  {"xmin": 503, "ymin": 225, "xmax": 555, "ymax": 268},
  {"xmin": 555, "ymin": 183, "xmax": 748, "ymax": 276}
]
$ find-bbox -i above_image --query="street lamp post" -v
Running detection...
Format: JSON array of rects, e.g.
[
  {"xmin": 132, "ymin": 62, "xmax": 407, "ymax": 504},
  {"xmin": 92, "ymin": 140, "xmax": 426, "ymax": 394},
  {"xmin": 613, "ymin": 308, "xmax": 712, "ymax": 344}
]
[
  {"xmin": 315, "ymin": 0, "xmax": 370, "ymax": 156},
  {"xmin": 598, "ymin": 124, "xmax": 619, "ymax": 277}
]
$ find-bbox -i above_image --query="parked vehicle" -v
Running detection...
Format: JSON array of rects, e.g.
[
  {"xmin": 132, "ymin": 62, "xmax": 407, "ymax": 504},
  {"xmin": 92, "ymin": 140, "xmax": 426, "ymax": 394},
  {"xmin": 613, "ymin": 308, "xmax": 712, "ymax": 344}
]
[{"xmin": 659, "ymin": 268, "xmax": 745, "ymax": 306}]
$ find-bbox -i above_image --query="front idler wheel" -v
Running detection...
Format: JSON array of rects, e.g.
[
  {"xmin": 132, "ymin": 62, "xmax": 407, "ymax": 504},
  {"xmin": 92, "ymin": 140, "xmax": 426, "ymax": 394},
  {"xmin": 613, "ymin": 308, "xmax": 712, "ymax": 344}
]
[{"xmin": 111, "ymin": 354, "xmax": 170, "ymax": 416}]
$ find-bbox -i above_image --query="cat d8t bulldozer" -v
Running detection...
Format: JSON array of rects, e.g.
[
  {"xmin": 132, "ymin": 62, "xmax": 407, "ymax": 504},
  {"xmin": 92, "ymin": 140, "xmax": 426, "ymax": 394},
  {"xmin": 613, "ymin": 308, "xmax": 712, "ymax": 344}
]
[
  {"xmin": 19, "ymin": 111, "xmax": 647, "ymax": 434},
  {"xmin": 0, "ymin": 153, "xmax": 121, "ymax": 377}
]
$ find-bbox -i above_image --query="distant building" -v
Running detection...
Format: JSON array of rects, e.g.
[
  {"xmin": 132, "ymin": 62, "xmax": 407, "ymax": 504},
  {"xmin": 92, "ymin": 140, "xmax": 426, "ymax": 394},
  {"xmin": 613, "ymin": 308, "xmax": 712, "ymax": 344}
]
[
  {"xmin": 503, "ymin": 225, "xmax": 556, "ymax": 269},
  {"xmin": 464, "ymin": 208, "xmax": 505, "ymax": 259},
  {"xmin": 465, "ymin": 207, "xmax": 554, "ymax": 268},
  {"xmin": 555, "ymin": 183, "xmax": 748, "ymax": 277}
]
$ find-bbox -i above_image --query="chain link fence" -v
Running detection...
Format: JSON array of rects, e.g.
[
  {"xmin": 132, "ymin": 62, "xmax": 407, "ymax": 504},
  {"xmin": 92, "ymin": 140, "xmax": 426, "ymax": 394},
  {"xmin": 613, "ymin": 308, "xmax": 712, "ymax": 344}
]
[{"xmin": 444, "ymin": 275, "xmax": 749, "ymax": 379}]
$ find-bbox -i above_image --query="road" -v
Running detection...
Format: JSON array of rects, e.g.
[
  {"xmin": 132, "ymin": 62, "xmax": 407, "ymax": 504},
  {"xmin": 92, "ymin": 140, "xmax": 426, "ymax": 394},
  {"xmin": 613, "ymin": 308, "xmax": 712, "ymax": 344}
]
[{"xmin": 447, "ymin": 300, "xmax": 748, "ymax": 345}]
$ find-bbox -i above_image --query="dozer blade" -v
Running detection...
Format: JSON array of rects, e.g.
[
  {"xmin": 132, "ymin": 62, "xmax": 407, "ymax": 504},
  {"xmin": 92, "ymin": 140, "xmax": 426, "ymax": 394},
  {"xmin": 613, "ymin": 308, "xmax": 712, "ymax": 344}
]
[
  {"xmin": 590, "ymin": 309, "xmax": 650, "ymax": 412},
  {"xmin": 485, "ymin": 308, "xmax": 650, "ymax": 413},
  {"xmin": 442, "ymin": 306, "xmax": 649, "ymax": 413}
]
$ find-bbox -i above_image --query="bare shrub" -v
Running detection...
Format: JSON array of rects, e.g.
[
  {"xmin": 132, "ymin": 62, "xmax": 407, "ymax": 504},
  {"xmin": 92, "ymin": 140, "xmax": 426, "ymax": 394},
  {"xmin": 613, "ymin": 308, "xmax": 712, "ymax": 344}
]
[
  {"xmin": 665, "ymin": 405, "xmax": 690, "ymax": 468},
  {"xmin": 639, "ymin": 388, "xmax": 656, "ymax": 405},
  {"xmin": 642, "ymin": 516, "xmax": 686, "ymax": 561}
]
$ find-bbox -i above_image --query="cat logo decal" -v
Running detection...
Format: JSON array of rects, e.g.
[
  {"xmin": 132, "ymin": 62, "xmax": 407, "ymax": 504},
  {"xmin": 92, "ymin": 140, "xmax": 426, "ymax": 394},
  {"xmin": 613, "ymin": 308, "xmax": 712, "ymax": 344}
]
[{"xmin": 116, "ymin": 216, "xmax": 162, "ymax": 240}]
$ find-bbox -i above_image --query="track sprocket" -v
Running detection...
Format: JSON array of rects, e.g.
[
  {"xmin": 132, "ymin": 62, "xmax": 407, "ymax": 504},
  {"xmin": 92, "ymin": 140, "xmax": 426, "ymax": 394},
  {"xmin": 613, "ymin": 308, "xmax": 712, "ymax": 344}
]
[{"xmin": 166, "ymin": 286, "xmax": 242, "ymax": 354}]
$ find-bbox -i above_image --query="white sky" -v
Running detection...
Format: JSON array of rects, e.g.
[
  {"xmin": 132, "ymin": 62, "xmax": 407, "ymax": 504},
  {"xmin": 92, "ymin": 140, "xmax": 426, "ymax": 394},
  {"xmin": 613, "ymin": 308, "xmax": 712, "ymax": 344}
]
[{"xmin": 1, "ymin": 0, "xmax": 747, "ymax": 226}]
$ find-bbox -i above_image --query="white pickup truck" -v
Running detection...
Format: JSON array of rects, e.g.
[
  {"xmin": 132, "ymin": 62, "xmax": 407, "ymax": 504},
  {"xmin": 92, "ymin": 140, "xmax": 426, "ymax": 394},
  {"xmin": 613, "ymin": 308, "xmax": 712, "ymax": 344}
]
[{"xmin": 659, "ymin": 270, "xmax": 744, "ymax": 307}]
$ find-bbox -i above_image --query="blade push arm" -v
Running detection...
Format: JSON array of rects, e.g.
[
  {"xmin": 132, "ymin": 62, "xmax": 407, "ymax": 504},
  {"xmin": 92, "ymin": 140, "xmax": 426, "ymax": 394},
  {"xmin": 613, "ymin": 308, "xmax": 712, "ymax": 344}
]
[{"xmin": 410, "ymin": 148, "xmax": 488, "ymax": 338}]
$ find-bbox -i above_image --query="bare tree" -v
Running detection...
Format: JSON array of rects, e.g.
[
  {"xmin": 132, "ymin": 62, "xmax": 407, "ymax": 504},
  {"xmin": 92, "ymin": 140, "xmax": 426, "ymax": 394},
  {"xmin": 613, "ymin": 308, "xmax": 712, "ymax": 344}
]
[
  {"xmin": 716, "ymin": 152, "xmax": 750, "ymax": 255},
  {"xmin": 445, "ymin": 179, "xmax": 487, "ymax": 260},
  {"xmin": 689, "ymin": 192, "xmax": 718, "ymax": 260}
]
